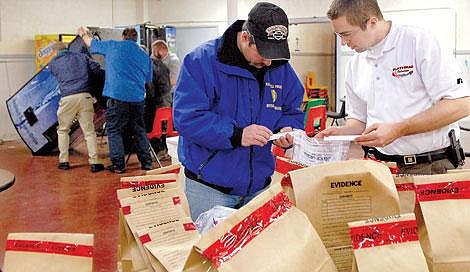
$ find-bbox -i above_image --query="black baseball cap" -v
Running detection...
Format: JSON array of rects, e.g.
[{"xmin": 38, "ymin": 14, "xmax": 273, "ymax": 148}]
[{"xmin": 246, "ymin": 2, "xmax": 290, "ymax": 60}]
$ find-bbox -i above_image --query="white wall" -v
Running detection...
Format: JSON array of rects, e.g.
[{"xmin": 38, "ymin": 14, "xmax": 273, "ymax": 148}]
[
  {"xmin": 377, "ymin": 0, "xmax": 470, "ymax": 50},
  {"xmin": 0, "ymin": 0, "xmax": 142, "ymax": 54},
  {"xmin": 148, "ymin": 0, "xmax": 228, "ymax": 35}
]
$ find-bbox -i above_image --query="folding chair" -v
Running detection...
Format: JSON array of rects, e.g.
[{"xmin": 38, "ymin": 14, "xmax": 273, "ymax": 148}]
[
  {"xmin": 146, "ymin": 107, "xmax": 178, "ymax": 164},
  {"xmin": 124, "ymin": 136, "xmax": 162, "ymax": 168},
  {"xmin": 327, "ymin": 98, "xmax": 347, "ymax": 126},
  {"xmin": 460, "ymin": 125, "xmax": 470, "ymax": 157},
  {"xmin": 305, "ymin": 105, "xmax": 326, "ymax": 137},
  {"xmin": 147, "ymin": 107, "xmax": 179, "ymax": 139}
]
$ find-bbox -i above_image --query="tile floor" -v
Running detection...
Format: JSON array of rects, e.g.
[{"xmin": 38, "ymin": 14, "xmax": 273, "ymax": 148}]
[{"xmin": 0, "ymin": 138, "xmax": 170, "ymax": 272}]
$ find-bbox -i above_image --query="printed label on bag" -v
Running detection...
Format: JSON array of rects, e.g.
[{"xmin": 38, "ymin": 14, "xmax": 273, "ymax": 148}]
[
  {"xmin": 6, "ymin": 239, "xmax": 93, "ymax": 257},
  {"xmin": 416, "ymin": 180, "xmax": 470, "ymax": 202},
  {"xmin": 350, "ymin": 220, "xmax": 418, "ymax": 250},
  {"xmin": 120, "ymin": 179, "xmax": 177, "ymax": 189},
  {"xmin": 203, "ymin": 192, "xmax": 292, "ymax": 268}
]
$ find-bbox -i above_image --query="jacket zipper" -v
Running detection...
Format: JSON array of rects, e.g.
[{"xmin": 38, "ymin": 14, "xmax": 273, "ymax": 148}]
[
  {"xmin": 245, "ymin": 82, "xmax": 255, "ymax": 197},
  {"xmin": 197, "ymin": 151, "xmax": 218, "ymax": 179}
]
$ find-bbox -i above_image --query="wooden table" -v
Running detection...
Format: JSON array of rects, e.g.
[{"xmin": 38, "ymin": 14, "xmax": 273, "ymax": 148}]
[{"xmin": 0, "ymin": 169, "xmax": 15, "ymax": 192}]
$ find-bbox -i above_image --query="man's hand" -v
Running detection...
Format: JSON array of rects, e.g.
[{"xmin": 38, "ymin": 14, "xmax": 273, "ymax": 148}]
[
  {"xmin": 273, "ymin": 127, "xmax": 294, "ymax": 148},
  {"xmin": 242, "ymin": 124, "xmax": 272, "ymax": 147},
  {"xmin": 77, "ymin": 26, "xmax": 92, "ymax": 47},
  {"xmin": 314, "ymin": 126, "xmax": 342, "ymax": 139},
  {"xmin": 77, "ymin": 26, "xmax": 88, "ymax": 36},
  {"xmin": 315, "ymin": 119, "xmax": 366, "ymax": 139},
  {"xmin": 355, "ymin": 122, "xmax": 403, "ymax": 147}
]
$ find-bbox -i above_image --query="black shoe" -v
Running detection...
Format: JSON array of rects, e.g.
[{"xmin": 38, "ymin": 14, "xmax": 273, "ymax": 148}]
[
  {"xmin": 58, "ymin": 162, "xmax": 70, "ymax": 170},
  {"xmin": 157, "ymin": 150, "xmax": 172, "ymax": 161},
  {"xmin": 90, "ymin": 163, "xmax": 104, "ymax": 173},
  {"xmin": 106, "ymin": 164, "xmax": 125, "ymax": 174}
]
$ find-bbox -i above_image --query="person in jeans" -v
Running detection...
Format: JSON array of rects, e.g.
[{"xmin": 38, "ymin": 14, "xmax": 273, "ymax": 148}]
[
  {"xmin": 78, "ymin": 26, "xmax": 153, "ymax": 173},
  {"xmin": 48, "ymin": 41, "xmax": 104, "ymax": 173},
  {"xmin": 173, "ymin": 2, "xmax": 304, "ymax": 220},
  {"xmin": 317, "ymin": 0, "xmax": 470, "ymax": 174}
]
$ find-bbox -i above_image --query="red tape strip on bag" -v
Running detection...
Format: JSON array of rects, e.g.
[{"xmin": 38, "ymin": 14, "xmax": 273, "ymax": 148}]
[
  {"xmin": 202, "ymin": 192, "xmax": 293, "ymax": 268},
  {"xmin": 416, "ymin": 180, "xmax": 470, "ymax": 202},
  {"xmin": 161, "ymin": 167, "xmax": 181, "ymax": 174},
  {"xmin": 350, "ymin": 219, "xmax": 418, "ymax": 250},
  {"xmin": 395, "ymin": 183, "xmax": 416, "ymax": 192},
  {"xmin": 280, "ymin": 175, "xmax": 293, "ymax": 187},
  {"xmin": 139, "ymin": 234, "xmax": 151, "ymax": 244},
  {"xmin": 275, "ymin": 157, "xmax": 304, "ymax": 175},
  {"xmin": 6, "ymin": 239, "xmax": 93, "ymax": 257},
  {"xmin": 120, "ymin": 179, "xmax": 176, "ymax": 189}
]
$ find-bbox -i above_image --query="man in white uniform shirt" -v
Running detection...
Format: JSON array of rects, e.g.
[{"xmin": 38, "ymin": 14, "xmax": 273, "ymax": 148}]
[{"xmin": 319, "ymin": 0, "xmax": 470, "ymax": 174}]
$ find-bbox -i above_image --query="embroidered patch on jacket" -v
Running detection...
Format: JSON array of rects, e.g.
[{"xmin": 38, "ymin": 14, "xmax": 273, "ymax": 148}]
[
  {"xmin": 391, "ymin": 65, "xmax": 414, "ymax": 78},
  {"xmin": 271, "ymin": 89, "xmax": 278, "ymax": 103}
]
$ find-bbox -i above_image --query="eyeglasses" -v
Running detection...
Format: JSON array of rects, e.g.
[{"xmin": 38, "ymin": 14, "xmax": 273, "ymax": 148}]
[
  {"xmin": 335, "ymin": 18, "xmax": 370, "ymax": 40},
  {"xmin": 335, "ymin": 28, "xmax": 361, "ymax": 39}
]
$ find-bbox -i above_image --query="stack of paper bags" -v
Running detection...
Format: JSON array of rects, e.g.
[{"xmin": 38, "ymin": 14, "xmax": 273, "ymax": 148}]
[{"xmin": 116, "ymin": 164, "xmax": 199, "ymax": 272}]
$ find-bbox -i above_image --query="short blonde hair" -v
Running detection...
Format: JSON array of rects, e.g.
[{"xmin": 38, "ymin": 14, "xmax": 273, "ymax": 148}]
[
  {"xmin": 152, "ymin": 39, "xmax": 168, "ymax": 50},
  {"xmin": 327, "ymin": 0, "xmax": 383, "ymax": 30}
]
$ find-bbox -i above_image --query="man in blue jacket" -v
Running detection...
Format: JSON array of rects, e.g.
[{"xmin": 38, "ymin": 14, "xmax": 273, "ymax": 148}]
[
  {"xmin": 78, "ymin": 27, "xmax": 153, "ymax": 173},
  {"xmin": 49, "ymin": 41, "xmax": 104, "ymax": 173},
  {"xmin": 173, "ymin": 2, "xmax": 305, "ymax": 220}
]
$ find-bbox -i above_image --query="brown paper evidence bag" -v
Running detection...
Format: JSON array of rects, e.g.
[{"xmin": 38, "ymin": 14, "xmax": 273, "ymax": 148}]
[
  {"xmin": 285, "ymin": 159, "xmax": 401, "ymax": 272},
  {"xmin": 117, "ymin": 171, "xmax": 195, "ymax": 272},
  {"xmin": 3, "ymin": 232, "xmax": 94, "ymax": 272},
  {"xmin": 413, "ymin": 172, "xmax": 470, "ymax": 271},
  {"xmin": 183, "ymin": 183, "xmax": 337, "ymax": 272},
  {"xmin": 348, "ymin": 213, "xmax": 429, "ymax": 272}
]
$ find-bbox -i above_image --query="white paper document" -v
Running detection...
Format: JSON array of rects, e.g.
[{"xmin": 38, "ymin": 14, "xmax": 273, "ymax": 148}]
[
  {"xmin": 292, "ymin": 133, "xmax": 350, "ymax": 166},
  {"xmin": 269, "ymin": 130, "xmax": 305, "ymax": 141},
  {"xmin": 323, "ymin": 135, "xmax": 361, "ymax": 141}
]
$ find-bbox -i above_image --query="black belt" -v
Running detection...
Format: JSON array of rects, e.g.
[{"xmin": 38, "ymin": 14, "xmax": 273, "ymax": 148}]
[
  {"xmin": 184, "ymin": 168, "xmax": 271, "ymax": 194},
  {"xmin": 364, "ymin": 146, "xmax": 450, "ymax": 165}
]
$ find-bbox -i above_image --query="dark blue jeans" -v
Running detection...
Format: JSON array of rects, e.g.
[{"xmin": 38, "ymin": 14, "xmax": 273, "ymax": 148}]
[{"xmin": 106, "ymin": 98, "xmax": 152, "ymax": 169}]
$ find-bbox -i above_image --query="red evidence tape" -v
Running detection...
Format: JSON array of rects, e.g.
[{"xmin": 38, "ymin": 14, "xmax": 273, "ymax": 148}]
[
  {"xmin": 416, "ymin": 180, "xmax": 470, "ymax": 202},
  {"xmin": 6, "ymin": 239, "xmax": 93, "ymax": 257},
  {"xmin": 350, "ymin": 219, "xmax": 419, "ymax": 250},
  {"xmin": 275, "ymin": 157, "xmax": 305, "ymax": 175},
  {"xmin": 202, "ymin": 192, "xmax": 292, "ymax": 268},
  {"xmin": 120, "ymin": 179, "xmax": 176, "ymax": 189}
]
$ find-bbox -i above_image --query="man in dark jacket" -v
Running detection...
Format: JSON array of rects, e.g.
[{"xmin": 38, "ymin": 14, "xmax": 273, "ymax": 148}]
[
  {"xmin": 173, "ymin": 2, "xmax": 305, "ymax": 220},
  {"xmin": 48, "ymin": 41, "xmax": 104, "ymax": 172},
  {"xmin": 145, "ymin": 57, "xmax": 172, "ymax": 161}
]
